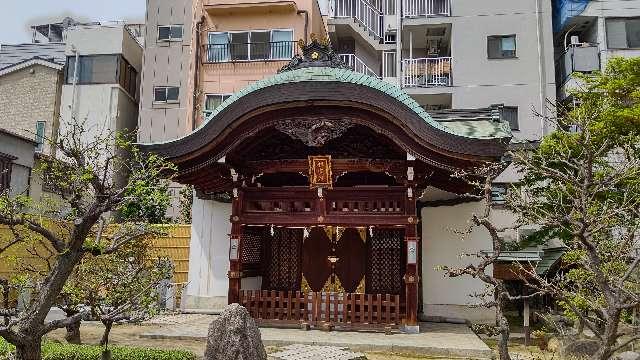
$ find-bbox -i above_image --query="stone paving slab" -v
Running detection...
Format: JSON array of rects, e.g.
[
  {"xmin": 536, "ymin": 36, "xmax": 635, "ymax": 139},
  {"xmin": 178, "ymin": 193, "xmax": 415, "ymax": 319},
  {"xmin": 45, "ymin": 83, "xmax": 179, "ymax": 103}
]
[
  {"xmin": 269, "ymin": 345, "xmax": 366, "ymax": 360},
  {"xmin": 140, "ymin": 318, "xmax": 492, "ymax": 359}
]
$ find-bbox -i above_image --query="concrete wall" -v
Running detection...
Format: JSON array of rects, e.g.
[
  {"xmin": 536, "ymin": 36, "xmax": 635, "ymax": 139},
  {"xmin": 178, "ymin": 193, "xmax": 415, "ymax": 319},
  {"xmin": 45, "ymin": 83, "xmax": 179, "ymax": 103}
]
[
  {"xmin": 421, "ymin": 200, "xmax": 516, "ymax": 323},
  {"xmin": 138, "ymin": 0, "xmax": 195, "ymax": 143},
  {"xmin": 182, "ymin": 197, "xmax": 232, "ymax": 311},
  {"xmin": 444, "ymin": 0, "xmax": 554, "ymax": 139},
  {"xmin": 0, "ymin": 65, "xmax": 62, "ymax": 155}
]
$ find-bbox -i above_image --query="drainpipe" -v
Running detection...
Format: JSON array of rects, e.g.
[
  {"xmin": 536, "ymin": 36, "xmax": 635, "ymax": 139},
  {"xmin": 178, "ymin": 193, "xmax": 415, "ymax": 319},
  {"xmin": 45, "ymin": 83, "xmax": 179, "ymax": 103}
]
[
  {"xmin": 70, "ymin": 46, "xmax": 79, "ymax": 119},
  {"xmin": 192, "ymin": 16, "xmax": 205, "ymax": 131},
  {"xmin": 535, "ymin": 0, "xmax": 548, "ymax": 137},
  {"xmin": 395, "ymin": 0, "xmax": 402, "ymax": 87},
  {"xmin": 297, "ymin": 10, "xmax": 309, "ymax": 43}
]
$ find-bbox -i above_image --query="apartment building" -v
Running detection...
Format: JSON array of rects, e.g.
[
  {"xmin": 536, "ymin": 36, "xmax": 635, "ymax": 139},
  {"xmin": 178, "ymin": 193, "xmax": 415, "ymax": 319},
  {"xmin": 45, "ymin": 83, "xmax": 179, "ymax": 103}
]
[
  {"xmin": 553, "ymin": 0, "xmax": 640, "ymax": 101},
  {"xmin": 139, "ymin": 0, "xmax": 558, "ymax": 324}
]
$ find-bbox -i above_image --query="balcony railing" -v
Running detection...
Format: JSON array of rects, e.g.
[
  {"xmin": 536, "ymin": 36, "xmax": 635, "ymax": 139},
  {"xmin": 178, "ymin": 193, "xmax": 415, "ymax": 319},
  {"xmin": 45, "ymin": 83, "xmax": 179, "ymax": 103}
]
[
  {"xmin": 332, "ymin": 0, "xmax": 384, "ymax": 40},
  {"xmin": 203, "ymin": 41, "xmax": 296, "ymax": 63},
  {"xmin": 402, "ymin": 0, "xmax": 450, "ymax": 18},
  {"xmin": 556, "ymin": 44, "xmax": 600, "ymax": 86},
  {"xmin": 402, "ymin": 57, "xmax": 452, "ymax": 88},
  {"xmin": 339, "ymin": 54, "xmax": 380, "ymax": 77}
]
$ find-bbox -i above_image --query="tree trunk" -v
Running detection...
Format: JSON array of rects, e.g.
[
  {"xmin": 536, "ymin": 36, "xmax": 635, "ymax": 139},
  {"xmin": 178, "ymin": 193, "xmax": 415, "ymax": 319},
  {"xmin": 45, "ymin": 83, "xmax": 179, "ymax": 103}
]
[
  {"xmin": 495, "ymin": 289, "xmax": 512, "ymax": 360},
  {"xmin": 14, "ymin": 337, "xmax": 43, "ymax": 360},
  {"xmin": 590, "ymin": 316, "xmax": 620, "ymax": 360},
  {"xmin": 65, "ymin": 321, "xmax": 81, "ymax": 344},
  {"xmin": 100, "ymin": 320, "xmax": 114, "ymax": 349}
]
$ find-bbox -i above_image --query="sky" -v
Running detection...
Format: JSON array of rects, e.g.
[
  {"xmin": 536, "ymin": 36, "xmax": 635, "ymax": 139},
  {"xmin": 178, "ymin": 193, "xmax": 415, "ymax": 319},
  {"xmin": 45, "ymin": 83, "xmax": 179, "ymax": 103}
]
[{"xmin": 1, "ymin": 0, "xmax": 146, "ymax": 44}]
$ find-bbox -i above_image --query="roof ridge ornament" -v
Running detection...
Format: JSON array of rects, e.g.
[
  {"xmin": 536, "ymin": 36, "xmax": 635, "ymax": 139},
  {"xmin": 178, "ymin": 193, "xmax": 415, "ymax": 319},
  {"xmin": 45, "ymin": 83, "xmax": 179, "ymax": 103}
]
[{"xmin": 278, "ymin": 34, "xmax": 350, "ymax": 73}]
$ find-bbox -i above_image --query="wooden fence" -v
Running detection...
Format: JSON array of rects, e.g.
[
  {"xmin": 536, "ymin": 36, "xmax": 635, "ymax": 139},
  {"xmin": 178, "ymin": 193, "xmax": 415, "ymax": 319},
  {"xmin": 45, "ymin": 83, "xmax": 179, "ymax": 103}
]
[
  {"xmin": 240, "ymin": 290, "xmax": 401, "ymax": 329},
  {"xmin": 0, "ymin": 224, "xmax": 191, "ymax": 284}
]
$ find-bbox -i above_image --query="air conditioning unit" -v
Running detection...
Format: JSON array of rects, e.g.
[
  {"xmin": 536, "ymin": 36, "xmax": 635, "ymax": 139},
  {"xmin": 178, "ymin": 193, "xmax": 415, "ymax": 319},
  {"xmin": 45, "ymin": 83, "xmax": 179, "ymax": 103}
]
[{"xmin": 570, "ymin": 35, "xmax": 580, "ymax": 46}]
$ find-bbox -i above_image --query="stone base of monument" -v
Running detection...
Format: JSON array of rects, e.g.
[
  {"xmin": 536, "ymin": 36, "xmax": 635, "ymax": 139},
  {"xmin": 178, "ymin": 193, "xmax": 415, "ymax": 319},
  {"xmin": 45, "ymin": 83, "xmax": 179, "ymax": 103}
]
[{"xmin": 269, "ymin": 344, "xmax": 367, "ymax": 360}]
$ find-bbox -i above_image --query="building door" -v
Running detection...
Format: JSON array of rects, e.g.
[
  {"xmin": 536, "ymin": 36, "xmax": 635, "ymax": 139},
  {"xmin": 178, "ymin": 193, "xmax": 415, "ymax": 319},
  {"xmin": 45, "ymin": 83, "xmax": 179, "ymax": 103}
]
[{"xmin": 301, "ymin": 227, "xmax": 367, "ymax": 293}]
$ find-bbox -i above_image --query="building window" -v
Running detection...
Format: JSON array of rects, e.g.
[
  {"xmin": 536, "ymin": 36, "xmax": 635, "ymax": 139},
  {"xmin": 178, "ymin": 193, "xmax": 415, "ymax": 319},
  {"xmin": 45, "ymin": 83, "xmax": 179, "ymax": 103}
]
[
  {"xmin": 154, "ymin": 86, "xmax": 180, "ymax": 103},
  {"xmin": 491, "ymin": 184, "xmax": 507, "ymax": 205},
  {"xmin": 503, "ymin": 106, "xmax": 519, "ymax": 131},
  {"xmin": 65, "ymin": 55, "xmax": 119, "ymax": 84},
  {"xmin": 606, "ymin": 18, "xmax": 640, "ymax": 49},
  {"xmin": 488, "ymin": 35, "xmax": 516, "ymax": 59},
  {"xmin": 118, "ymin": 56, "xmax": 138, "ymax": 98},
  {"xmin": 204, "ymin": 94, "xmax": 232, "ymax": 112},
  {"xmin": 0, "ymin": 154, "xmax": 13, "ymax": 194},
  {"xmin": 158, "ymin": 25, "xmax": 184, "ymax": 42},
  {"xmin": 35, "ymin": 121, "xmax": 46, "ymax": 152},
  {"xmin": 206, "ymin": 29, "xmax": 294, "ymax": 62}
]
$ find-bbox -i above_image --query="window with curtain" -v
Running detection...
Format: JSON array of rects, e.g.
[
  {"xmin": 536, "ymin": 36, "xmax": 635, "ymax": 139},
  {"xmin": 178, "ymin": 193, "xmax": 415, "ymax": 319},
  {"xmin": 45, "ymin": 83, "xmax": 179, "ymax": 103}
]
[
  {"xmin": 487, "ymin": 35, "xmax": 517, "ymax": 59},
  {"xmin": 204, "ymin": 94, "xmax": 232, "ymax": 111},
  {"xmin": 208, "ymin": 33, "xmax": 230, "ymax": 62},
  {"xmin": 606, "ymin": 18, "xmax": 640, "ymax": 49},
  {"xmin": 270, "ymin": 30, "xmax": 294, "ymax": 59}
]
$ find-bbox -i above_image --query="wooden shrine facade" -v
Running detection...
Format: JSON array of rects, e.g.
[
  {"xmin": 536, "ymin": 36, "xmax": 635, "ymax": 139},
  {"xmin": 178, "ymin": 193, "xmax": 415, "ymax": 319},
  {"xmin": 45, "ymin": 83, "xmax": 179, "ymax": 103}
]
[{"xmin": 141, "ymin": 39, "xmax": 511, "ymax": 331}]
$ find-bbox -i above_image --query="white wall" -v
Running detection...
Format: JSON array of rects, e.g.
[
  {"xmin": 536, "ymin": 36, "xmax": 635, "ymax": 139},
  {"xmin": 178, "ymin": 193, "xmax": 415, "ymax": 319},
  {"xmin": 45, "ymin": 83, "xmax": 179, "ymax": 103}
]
[
  {"xmin": 421, "ymin": 200, "xmax": 516, "ymax": 323},
  {"xmin": 183, "ymin": 197, "xmax": 232, "ymax": 311}
]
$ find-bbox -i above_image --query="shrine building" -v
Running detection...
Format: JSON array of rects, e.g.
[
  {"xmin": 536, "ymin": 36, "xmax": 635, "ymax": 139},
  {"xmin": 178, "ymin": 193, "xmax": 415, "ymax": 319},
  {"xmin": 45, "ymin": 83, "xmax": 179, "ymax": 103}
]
[{"xmin": 142, "ymin": 40, "xmax": 513, "ymax": 332}]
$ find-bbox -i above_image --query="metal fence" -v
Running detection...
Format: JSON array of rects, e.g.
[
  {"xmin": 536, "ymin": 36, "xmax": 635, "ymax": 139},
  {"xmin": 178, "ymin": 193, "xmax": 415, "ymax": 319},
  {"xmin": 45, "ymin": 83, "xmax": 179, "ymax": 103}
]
[
  {"xmin": 339, "ymin": 54, "xmax": 380, "ymax": 77},
  {"xmin": 203, "ymin": 41, "xmax": 297, "ymax": 63},
  {"xmin": 402, "ymin": 0, "xmax": 450, "ymax": 18},
  {"xmin": 402, "ymin": 57, "xmax": 452, "ymax": 88}
]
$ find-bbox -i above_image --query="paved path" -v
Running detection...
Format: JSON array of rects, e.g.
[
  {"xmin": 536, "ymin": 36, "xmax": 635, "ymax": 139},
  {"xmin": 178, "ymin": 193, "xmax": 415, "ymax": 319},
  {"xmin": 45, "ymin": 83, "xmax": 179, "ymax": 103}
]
[{"xmin": 140, "ymin": 316, "xmax": 491, "ymax": 359}]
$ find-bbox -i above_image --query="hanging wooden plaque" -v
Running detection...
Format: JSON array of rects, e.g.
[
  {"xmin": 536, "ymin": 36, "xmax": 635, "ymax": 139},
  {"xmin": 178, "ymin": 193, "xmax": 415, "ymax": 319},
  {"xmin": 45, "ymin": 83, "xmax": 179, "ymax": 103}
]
[{"xmin": 308, "ymin": 155, "xmax": 332, "ymax": 189}]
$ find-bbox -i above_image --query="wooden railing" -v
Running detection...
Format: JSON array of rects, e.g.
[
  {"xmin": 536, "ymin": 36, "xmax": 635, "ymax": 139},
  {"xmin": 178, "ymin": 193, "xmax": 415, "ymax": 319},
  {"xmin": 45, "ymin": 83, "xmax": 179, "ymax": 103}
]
[{"xmin": 240, "ymin": 290, "xmax": 401, "ymax": 329}]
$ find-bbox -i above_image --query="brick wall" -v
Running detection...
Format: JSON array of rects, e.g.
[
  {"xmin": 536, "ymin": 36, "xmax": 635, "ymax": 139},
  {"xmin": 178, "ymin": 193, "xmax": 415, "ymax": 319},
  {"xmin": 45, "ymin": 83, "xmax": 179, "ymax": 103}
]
[{"xmin": 0, "ymin": 64, "xmax": 62, "ymax": 155}]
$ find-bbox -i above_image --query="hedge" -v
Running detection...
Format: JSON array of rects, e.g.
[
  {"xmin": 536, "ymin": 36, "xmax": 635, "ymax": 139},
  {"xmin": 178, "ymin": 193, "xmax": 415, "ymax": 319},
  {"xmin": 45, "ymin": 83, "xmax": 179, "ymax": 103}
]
[{"xmin": 0, "ymin": 338, "xmax": 196, "ymax": 360}]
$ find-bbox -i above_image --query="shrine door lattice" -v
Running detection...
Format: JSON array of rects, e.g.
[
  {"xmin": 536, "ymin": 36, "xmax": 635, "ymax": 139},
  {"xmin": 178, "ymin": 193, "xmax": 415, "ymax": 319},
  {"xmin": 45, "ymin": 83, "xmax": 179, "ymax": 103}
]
[
  {"xmin": 262, "ymin": 228, "xmax": 303, "ymax": 292},
  {"xmin": 241, "ymin": 226, "xmax": 265, "ymax": 275},
  {"xmin": 366, "ymin": 228, "xmax": 405, "ymax": 296}
]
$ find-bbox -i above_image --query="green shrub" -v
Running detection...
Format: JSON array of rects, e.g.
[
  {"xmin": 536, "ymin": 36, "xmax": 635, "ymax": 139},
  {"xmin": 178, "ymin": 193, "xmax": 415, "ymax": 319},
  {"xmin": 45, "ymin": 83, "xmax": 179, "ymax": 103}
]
[
  {"xmin": 0, "ymin": 337, "xmax": 15, "ymax": 359},
  {"xmin": 0, "ymin": 338, "xmax": 196, "ymax": 360}
]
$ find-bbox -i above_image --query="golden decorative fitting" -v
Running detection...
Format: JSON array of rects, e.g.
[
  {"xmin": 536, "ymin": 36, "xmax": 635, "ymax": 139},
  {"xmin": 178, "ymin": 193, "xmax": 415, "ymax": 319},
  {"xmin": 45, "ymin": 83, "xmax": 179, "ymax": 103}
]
[
  {"xmin": 228, "ymin": 271, "xmax": 241, "ymax": 279},
  {"xmin": 355, "ymin": 276, "xmax": 366, "ymax": 294},
  {"xmin": 317, "ymin": 216, "xmax": 325, "ymax": 223},
  {"xmin": 232, "ymin": 215, "xmax": 240, "ymax": 222},
  {"xmin": 321, "ymin": 276, "xmax": 345, "ymax": 293},
  {"xmin": 407, "ymin": 217, "xmax": 415, "ymax": 224}
]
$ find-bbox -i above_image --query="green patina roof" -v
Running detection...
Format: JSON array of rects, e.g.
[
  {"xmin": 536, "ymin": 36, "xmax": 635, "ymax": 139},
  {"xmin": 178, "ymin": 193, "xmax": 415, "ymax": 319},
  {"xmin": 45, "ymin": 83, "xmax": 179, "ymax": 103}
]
[{"xmin": 202, "ymin": 67, "xmax": 512, "ymax": 140}]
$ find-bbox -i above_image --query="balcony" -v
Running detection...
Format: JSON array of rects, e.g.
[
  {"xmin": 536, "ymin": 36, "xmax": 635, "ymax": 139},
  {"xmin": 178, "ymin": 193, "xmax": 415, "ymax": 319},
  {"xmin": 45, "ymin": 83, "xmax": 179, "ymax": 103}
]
[
  {"xmin": 202, "ymin": 41, "xmax": 297, "ymax": 63},
  {"xmin": 339, "ymin": 54, "xmax": 380, "ymax": 77},
  {"xmin": 401, "ymin": 57, "xmax": 452, "ymax": 88},
  {"xmin": 402, "ymin": 0, "xmax": 450, "ymax": 18},
  {"xmin": 557, "ymin": 44, "xmax": 600, "ymax": 85}
]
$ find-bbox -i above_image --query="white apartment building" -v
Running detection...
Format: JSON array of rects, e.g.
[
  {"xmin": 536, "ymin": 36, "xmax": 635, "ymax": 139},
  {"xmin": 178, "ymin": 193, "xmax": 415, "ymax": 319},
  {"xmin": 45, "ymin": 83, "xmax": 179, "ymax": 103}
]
[
  {"xmin": 324, "ymin": 0, "xmax": 556, "ymax": 140},
  {"xmin": 554, "ymin": 0, "xmax": 640, "ymax": 101}
]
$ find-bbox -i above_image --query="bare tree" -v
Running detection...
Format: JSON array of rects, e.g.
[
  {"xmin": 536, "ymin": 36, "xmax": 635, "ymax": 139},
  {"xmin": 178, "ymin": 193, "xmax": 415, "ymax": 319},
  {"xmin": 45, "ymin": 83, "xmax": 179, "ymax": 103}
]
[
  {"xmin": 441, "ymin": 164, "xmax": 540, "ymax": 360},
  {"xmin": 0, "ymin": 118, "xmax": 174, "ymax": 360}
]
